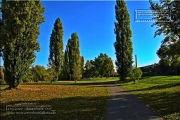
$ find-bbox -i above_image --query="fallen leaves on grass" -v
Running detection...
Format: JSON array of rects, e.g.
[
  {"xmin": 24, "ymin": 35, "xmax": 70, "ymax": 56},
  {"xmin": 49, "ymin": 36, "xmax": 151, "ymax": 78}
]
[{"xmin": 1, "ymin": 84, "xmax": 109, "ymax": 120}]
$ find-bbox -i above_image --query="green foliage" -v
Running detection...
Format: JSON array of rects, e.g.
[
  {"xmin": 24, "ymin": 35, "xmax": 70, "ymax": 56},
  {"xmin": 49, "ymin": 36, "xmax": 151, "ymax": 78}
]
[
  {"xmin": 114, "ymin": 0, "xmax": 133, "ymax": 81},
  {"xmin": 84, "ymin": 60, "xmax": 95, "ymax": 78},
  {"xmin": 0, "ymin": 71, "xmax": 4, "ymax": 80},
  {"xmin": 81, "ymin": 56, "xmax": 85, "ymax": 78},
  {"xmin": 159, "ymin": 60, "xmax": 180, "ymax": 75},
  {"xmin": 62, "ymin": 48, "xmax": 70, "ymax": 80},
  {"xmin": 64, "ymin": 33, "xmax": 82, "ymax": 81},
  {"xmin": 1, "ymin": 0, "xmax": 44, "ymax": 88},
  {"xmin": 31, "ymin": 65, "xmax": 48, "ymax": 82},
  {"xmin": 95, "ymin": 53, "xmax": 114, "ymax": 78},
  {"xmin": 140, "ymin": 63, "xmax": 180, "ymax": 76},
  {"xmin": 128, "ymin": 66, "xmax": 142, "ymax": 82},
  {"xmin": 103, "ymin": 56, "xmax": 114, "ymax": 77},
  {"xmin": 149, "ymin": 0, "xmax": 180, "ymax": 67},
  {"xmin": 49, "ymin": 18, "xmax": 64, "ymax": 81},
  {"xmin": 157, "ymin": 45, "xmax": 180, "ymax": 67},
  {"xmin": 84, "ymin": 54, "xmax": 114, "ymax": 79},
  {"xmin": 46, "ymin": 63, "xmax": 56, "ymax": 82}
]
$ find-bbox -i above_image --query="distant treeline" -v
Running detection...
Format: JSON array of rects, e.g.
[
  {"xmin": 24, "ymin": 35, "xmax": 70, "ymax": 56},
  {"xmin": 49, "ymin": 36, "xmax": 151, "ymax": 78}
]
[{"xmin": 140, "ymin": 64, "xmax": 180, "ymax": 76}]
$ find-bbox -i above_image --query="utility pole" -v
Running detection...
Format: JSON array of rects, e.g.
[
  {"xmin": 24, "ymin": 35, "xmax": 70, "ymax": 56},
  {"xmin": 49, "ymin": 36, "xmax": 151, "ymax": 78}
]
[{"xmin": 135, "ymin": 55, "xmax": 137, "ymax": 68}]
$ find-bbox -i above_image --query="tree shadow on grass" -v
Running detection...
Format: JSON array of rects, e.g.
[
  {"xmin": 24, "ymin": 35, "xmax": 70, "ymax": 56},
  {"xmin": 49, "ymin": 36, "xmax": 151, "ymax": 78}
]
[
  {"xmin": 114, "ymin": 81, "xmax": 180, "ymax": 118},
  {"xmin": 107, "ymin": 84, "xmax": 180, "ymax": 118},
  {"xmin": 0, "ymin": 96, "xmax": 108, "ymax": 120},
  {"xmin": 134, "ymin": 90, "xmax": 180, "ymax": 117}
]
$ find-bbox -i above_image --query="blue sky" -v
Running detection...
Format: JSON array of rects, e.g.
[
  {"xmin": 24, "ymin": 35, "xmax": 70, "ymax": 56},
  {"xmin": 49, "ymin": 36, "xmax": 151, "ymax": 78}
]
[{"xmin": 34, "ymin": 1, "xmax": 164, "ymax": 68}]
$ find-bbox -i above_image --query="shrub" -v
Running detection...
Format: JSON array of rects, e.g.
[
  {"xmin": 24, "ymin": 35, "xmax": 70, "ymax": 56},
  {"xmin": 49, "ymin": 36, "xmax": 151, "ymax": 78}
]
[
  {"xmin": 128, "ymin": 66, "xmax": 142, "ymax": 83},
  {"xmin": 31, "ymin": 65, "xmax": 49, "ymax": 82}
]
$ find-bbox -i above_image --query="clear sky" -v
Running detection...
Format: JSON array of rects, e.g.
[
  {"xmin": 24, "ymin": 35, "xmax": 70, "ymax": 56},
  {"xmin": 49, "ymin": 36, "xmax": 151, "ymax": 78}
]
[{"xmin": 34, "ymin": 1, "xmax": 164, "ymax": 68}]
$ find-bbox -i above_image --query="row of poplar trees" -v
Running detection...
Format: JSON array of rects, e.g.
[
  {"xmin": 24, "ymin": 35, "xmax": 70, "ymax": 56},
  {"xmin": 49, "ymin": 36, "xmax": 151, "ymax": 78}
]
[
  {"xmin": 0, "ymin": 0, "xmax": 45, "ymax": 89},
  {"xmin": 48, "ymin": 18, "xmax": 115, "ymax": 81},
  {"xmin": 0, "ymin": 0, "xmax": 133, "ymax": 89},
  {"xmin": 49, "ymin": 18, "xmax": 83, "ymax": 82}
]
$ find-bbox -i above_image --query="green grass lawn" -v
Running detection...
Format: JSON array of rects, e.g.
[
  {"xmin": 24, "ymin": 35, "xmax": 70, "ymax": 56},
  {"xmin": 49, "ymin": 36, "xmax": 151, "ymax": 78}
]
[
  {"xmin": 1, "ymin": 76, "xmax": 180, "ymax": 120},
  {"xmin": 0, "ymin": 78, "xmax": 114, "ymax": 120},
  {"xmin": 21, "ymin": 77, "xmax": 119, "ymax": 86},
  {"xmin": 119, "ymin": 76, "xmax": 180, "ymax": 120}
]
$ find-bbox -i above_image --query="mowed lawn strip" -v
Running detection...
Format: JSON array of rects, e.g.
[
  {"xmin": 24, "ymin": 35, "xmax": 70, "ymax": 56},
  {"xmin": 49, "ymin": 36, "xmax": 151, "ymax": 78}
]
[
  {"xmin": 1, "ymin": 83, "xmax": 109, "ymax": 120},
  {"xmin": 119, "ymin": 76, "xmax": 180, "ymax": 120}
]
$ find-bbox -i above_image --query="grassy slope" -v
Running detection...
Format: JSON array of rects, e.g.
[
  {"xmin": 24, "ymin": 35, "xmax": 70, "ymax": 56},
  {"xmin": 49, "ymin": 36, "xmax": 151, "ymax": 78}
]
[
  {"xmin": 0, "ymin": 78, "xmax": 115, "ymax": 120},
  {"xmin": 120, "ymin": 76, "xmax": 180, "ymax": 120}
]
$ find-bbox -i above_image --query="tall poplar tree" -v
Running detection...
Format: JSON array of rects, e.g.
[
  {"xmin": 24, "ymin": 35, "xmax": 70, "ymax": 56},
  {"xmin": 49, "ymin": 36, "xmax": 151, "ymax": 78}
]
[
  {"xmin": 49, "ymin": 18, "xmax": 64, "ymax": 81},
  {"xmin": 114, "ymin": 0, "xmax": 133, "ymax": 81},
  {"xmin": 67, "ymin": 33, "xmax": 81, "ymax": 81},
  {"xmin": 1, "ymin": 0, "xmax": 44, "ymax": 88}
]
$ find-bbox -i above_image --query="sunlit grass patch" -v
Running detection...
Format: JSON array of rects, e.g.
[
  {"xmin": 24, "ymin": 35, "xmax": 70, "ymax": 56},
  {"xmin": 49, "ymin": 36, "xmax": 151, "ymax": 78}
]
[
  {"xmin": 20, "ymin": 77, "xmax": 119, "ymax": 86},
  {"xmin": 120, "ymin": 76, "xmax": 180, "ymax": 120}
]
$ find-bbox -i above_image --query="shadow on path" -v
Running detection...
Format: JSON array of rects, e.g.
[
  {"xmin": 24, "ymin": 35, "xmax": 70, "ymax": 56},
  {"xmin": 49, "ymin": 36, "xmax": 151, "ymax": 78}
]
[{"xmin": 104, "ymin": 84, "xmax": 162, "ymax": 120}]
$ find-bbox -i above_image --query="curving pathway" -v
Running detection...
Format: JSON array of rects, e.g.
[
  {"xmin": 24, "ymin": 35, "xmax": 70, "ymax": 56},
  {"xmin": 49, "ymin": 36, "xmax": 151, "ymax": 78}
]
[{"xmin": 104, "ymin": 84, "xmax": 162, "ymax": 120}]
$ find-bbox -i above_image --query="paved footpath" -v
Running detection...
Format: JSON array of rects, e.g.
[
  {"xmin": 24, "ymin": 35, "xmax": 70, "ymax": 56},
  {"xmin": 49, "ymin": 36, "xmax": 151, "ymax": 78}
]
[{"xmin": 104, "ymin": 84, "xmax": 162, "ymax": 120}]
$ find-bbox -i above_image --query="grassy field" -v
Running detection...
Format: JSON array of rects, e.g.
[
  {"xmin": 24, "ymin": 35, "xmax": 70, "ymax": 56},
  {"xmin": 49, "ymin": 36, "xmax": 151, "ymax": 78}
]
[
  {"xmin": 119, "ymin": 76, "xmax": 180, "ymax": 120},
  {"xmin": 1, "ymin": 76, "xmax": 180, "ymax": 120},
  {"xmin": 0, "ymin": 78, "xmax": 117, "ymax": 120}
]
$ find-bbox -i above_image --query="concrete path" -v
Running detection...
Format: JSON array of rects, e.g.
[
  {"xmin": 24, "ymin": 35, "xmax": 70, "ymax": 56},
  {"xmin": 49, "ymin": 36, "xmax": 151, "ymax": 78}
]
[{"xmin": 104, "ymin": 84, "xmax": 161, "ymax": 120}]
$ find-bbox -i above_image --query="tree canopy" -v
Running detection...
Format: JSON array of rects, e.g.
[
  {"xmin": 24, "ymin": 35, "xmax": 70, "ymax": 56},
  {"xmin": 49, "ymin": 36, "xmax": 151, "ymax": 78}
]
[
  {"xmin": 149, "ymin": 0, "xmax": 180, "ymax": 67},
  {"xmin": 1, "ymin": 0, "xmax": 44, "ymax": 88},
  {"xmin": 95, "ymin": 53, "xmax": 114, "ymax": 78},
  {"xmin": 84, "ymin": 53, "xmax": 114, "ymax": 78}
]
